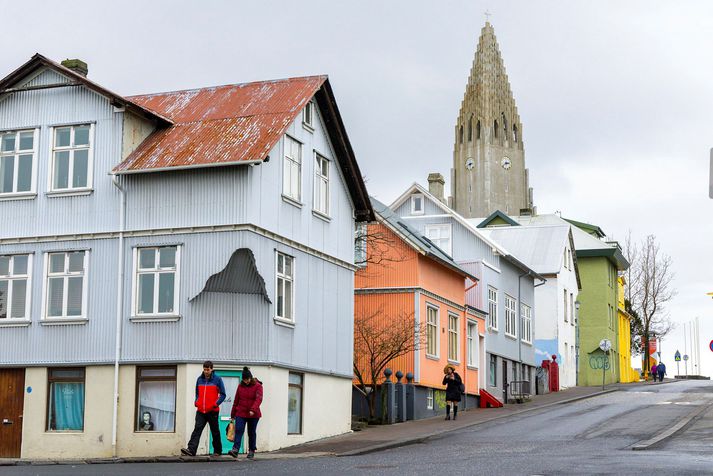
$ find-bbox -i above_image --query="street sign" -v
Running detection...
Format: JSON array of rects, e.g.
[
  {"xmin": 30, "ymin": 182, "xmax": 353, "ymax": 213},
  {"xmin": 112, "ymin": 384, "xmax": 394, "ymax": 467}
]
[
  {"xmin": 599, "ymin": 339, "xmax": 612, "ymax": 353},
  {"xmin": 675, "ymin": 351, "xmax": 681, "ymax": 362},
  {"xmin": 684, "ymin": 354, "xmax": 689, "ymax": 361}
]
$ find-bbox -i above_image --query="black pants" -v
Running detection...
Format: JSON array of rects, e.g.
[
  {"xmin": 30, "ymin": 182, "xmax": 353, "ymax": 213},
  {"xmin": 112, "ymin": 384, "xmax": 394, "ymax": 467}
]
[{"xmin": 187, "ymin": 411, "xmax": 222, "ymax": 454}]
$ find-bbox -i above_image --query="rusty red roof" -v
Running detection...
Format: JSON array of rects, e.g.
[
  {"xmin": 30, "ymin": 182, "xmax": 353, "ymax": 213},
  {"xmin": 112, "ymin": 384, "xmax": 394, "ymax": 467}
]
[{"xmin": 112, "ymin": 76, "xmax": 327, "ymax": 174}]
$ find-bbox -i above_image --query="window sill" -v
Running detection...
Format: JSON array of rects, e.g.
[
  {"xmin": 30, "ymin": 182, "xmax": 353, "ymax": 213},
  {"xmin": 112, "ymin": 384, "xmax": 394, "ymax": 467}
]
[
  {"xmin": 312, "ymin": 210, "xmax": 331, "ymax": 222},
  {"xmin": 467, "ymin": 365, "xmax": 479, "ymax": 371},
  {"xmin": 46, "ymin": 189, "xmax": 93, "ymax": 198},
  {"xmin": 521, "ymin": 341, "xmax": 533, "ymax": 346},
  {"xmin": 130, "ymin": 315, "xmax": 181, "ymax": 323},
  {"xmin": 0, "ymin": 192, "xmax": 37, "ymax": 202},
  {"xmin": 41, "ymin": 318, "xmax": 89, "ymax": 326},
  {"xmin": 133, "ymin": 430, "xmax": 176, "ymax": 434},
  {"xmin": 302, "ymin": 122, "xmax": 314, "ymax": 133},
  {"xmin": 273, "ymin": 317, "xmax": 295, "ymax": 328},
  {"xmin": 504, "ymin": 333, "xmax": 517, "ymax": 341},
  {"xmin": 0, "ymin": 319, "xmax": 31, "ymax": 327},
  {"xmin": 488, "ymin": 327, "xmax": 498, "ymax": 333},
  {"xmin": 45, "ymin": 430, "xmax": 84, "ymax": 434},
  {"xmin": 281, "ymin": 195, "xmax": 303, "ymax": 209},
  {"xmin": 425, "ymin": 354, "xmax": 440, "ymax": 361},
  {"xmin": 447, "ymin": 359, "xmax": 461, "ymax": 365}
]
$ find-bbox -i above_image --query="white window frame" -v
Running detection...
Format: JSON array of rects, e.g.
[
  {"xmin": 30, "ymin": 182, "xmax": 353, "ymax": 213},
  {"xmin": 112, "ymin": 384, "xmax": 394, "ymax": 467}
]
[
  {"xmin": 0, "ymin": 128, "xmax": 37, "ymax": 198},
  {"xmin": 426, "ymin": 388, "xmax": 434, "ymax": 410},
  {"xmin": 410, "ymin": 193, "xmax": 424, "ymax": 215},
  {"xmin": 48, "ymin": 124, "xmax": 94, "ymax": 193},
  {"xmin": 131, "ymin": 246, "xmax": 181, "ymax": 319},
  {"xmin": 563, "ymin": 289, "xmax": 568, "ymax": 322},
  {"xmin": 42, "ymin": 250, "xmax": 89, "ymax": 321},
  {"xmin": 313, "ymin": 153, "xmax": 330, "ymax": 217},
  {"xmin": 521, "ymin": 303, "xmax": 532, "ymax": 344},
  {"xmin": 569, "ymin": 293, "xmax": 574, "ymax": 327},
  {"xmin": 275, "ymin": 251, "xmax": 295, "ymax": 324},
  {"xmin": 282, "ymin": 135, "xmax": 302, "ymax": 203},
  {"xmin": 302, "ymin": 101, "xmax": 314, "ymax": 130},
  {"xmin": 424, "ymin": 223, "xmax": 452, "ymax": 256},
  {"xmin": 467, "ymin": 320, "xmax": 479, "ymax": 368},
  {"xmin": 426, "ymin": 304, "xmax": 439, "ymax": 358},
  {"xmin": 487, "ymin": 286, "xmax": 498, "ymax": 331},
  {"xmin": 0, "ymin": 254, "xmax": 32, "ymax": 321},
  {"xmin": 447, "ymin": 312, "xmax": 459, "ymax": 363},
  {"xmin": 504, "ymin": 294, "xmax": 516, "ymax": 338}
]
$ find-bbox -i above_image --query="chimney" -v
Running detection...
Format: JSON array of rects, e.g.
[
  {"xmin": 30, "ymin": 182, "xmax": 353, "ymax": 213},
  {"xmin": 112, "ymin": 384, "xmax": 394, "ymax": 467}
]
[
  {"xmin": 427, "ymin": 173, "xmax": 446, "ymax": 204},
  {"xmin": 61, "ymin": 59, "xmax": 88, "ymax": 77}
]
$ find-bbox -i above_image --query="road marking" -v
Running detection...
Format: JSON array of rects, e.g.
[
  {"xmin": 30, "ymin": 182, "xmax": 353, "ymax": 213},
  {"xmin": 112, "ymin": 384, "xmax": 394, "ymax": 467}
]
[{"xmin": 657, "ymin": 401, "xmax": 672, "ymax": 405}]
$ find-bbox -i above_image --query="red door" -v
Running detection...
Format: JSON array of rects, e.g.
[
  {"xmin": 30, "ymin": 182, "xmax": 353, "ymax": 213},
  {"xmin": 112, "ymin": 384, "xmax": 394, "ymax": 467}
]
[{"xmin": 0, "ymin": 369, "xmax": 25, "ymax": 458}]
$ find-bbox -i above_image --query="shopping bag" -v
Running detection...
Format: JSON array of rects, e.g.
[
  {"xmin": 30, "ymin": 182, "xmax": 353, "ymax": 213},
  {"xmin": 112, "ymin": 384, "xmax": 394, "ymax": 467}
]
[{"xmin": 226, "ymin": 420, "xmax": 235, "ymax": 442}]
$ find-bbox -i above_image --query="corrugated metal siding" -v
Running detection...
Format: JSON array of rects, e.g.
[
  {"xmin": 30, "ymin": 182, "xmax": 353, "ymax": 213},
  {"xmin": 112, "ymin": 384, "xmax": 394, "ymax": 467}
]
[
  {"xmin": 0, "ymin": 239, "xmax": 118, "ymax": 365},
  {"xmin": 353, "ymin": 292, "xmax": 416, "ymax": 383},
  {"xmin": 0, "ymin": 70, "xmax": 122, "ymax": 240},
  {"xmin": 22, "ymin": 68, "xmax": 71, "ymax": 87},
  {"xmin": 355, "ymin": 223, "xmax": 419, "ymax": 289},
  {"xmin": 115, "ymin": 76, "xmax": 326, "ymax": 173}
]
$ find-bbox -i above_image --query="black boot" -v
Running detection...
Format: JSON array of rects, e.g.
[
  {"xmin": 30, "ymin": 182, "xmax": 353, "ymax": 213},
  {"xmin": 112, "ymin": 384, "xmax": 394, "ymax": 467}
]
[
  {"xmin": 453, "ymin": 406, "xmax": 458, "ymax": 420},
  {"xmin": 445, "ymin": 404, "xmax": 451, "ymax": 420}
]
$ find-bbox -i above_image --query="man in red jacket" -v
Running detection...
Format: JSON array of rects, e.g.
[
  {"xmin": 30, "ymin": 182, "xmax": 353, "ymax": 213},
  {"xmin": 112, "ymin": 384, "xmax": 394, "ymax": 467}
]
[
  {"xmin": 181, "ymin": 361, "xmax": 226, "ymax": 456},
  {"xmin": 228, "ymin": 367, "xmax": 263, "ymax": 459}
]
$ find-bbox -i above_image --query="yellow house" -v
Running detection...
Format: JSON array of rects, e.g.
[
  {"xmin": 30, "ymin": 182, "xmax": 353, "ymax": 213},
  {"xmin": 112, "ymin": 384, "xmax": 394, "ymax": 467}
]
[{"xmin": 618, "ymin": 276, "xmax": 638, "ymax": 382}]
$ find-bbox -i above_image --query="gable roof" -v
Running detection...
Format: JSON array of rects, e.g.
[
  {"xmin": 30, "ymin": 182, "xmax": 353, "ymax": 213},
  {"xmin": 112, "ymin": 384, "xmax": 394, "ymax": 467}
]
[
  {"xmin": 112, "ymin": 75, "xmax": 373, "ymax": 221},
  {"xmin": 563, "ymin": 218, "xmax": 606, "ymax": 238},
  {"xmin": 371, "ymin": 197, "xmax": 477, "ymax": 282},
  {"xmin": 479, "ymin": 225, "xmax": 569, "ymax": 274},
  {"xmin": 0, "ymin": 53, "xmax": 173, "ymax": 126},
  {"xmin": 476, "ymin": 210, "xmax": 520, "ymax": 228},
  {"xmin": 388, "ymin": 183, "xmax": 544, "ymax": 280}
]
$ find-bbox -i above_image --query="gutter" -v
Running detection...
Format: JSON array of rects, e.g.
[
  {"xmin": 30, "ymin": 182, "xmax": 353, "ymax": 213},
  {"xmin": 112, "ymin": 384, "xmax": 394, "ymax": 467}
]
[{"xmin": 110, "ymin": 175, "xmax": 127, "ymax": 456}]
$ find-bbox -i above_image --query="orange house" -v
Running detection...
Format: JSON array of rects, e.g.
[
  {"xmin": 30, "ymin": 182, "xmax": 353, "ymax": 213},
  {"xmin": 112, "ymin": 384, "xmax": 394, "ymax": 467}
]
[{"xmin": 354, "ymin": 199, "xmax": 486, "ymax": 419}]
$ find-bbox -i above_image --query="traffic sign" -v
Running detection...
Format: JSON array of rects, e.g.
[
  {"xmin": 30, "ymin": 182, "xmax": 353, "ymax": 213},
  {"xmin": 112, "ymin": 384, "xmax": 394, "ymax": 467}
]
[
  {"xmin": 684, "ymin": 354, "xmax": 689, "ymax": 361},
  {"xmin": 675, "ymin": 350, "xmax": 681, "ymax": 362},
  {"xmin": 599, "ymin": 339, "xmax": 612, "ymax": 353}
]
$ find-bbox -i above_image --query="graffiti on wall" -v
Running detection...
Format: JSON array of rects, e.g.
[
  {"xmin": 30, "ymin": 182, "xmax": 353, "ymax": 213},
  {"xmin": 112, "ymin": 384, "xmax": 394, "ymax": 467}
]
[
  {"xmin": 589, "ymin": 355, "xmax": 610, "ymax": 370},
  {"xmin": 434, "ymin": 389, "xmax": 447, "ymax": 410}
]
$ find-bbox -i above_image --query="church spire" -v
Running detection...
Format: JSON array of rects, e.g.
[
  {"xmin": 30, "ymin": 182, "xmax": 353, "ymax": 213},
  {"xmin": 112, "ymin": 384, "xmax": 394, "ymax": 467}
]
[{"xmin": 450, "ymin": 21, "xmax": 533, "ymax": 219}]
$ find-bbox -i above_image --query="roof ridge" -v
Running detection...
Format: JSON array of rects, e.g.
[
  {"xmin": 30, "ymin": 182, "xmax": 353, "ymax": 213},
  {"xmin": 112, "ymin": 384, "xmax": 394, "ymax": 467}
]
[{"xmin": 127, "ymin": 75, "xmax": 328, "ymax": 99}]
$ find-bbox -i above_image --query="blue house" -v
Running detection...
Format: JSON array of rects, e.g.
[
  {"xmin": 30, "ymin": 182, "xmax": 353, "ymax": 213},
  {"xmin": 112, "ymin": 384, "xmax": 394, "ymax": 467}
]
[{"xmin": 0, "ymin": 54, "xmax": 372, "ymax": 459}]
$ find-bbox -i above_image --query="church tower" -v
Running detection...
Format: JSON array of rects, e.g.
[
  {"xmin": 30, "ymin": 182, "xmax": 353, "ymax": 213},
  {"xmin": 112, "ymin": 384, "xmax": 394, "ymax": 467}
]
[{"xmin": 450, "ymin": 22, "xmax": 534, "ymax": 218}]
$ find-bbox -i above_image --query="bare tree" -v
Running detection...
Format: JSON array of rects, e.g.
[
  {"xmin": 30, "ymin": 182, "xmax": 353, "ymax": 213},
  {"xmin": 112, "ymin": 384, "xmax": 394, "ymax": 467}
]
[
  {"xmin": 353, "ymin": 307, "xmax": 425, "ymax": 421},
  {"xmin": 624, "ymin": 234, "xmax": 676, "ymax": 374},
  {"xmin": 354, "ymin": 223, "xmax": 409, "ymax": 268}
]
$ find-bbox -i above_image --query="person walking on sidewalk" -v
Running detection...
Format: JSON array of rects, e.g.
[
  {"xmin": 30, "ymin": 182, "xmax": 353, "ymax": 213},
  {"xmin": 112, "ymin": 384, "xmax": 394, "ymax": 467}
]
[
  {"xmin": 657, "ymin": 362, "xmax": 667, "ymax": 382},
  {"xmin": 442, "ymin": 364, "xmax": 463, "ymax": 421},
  {"xmin": 228, "ymin": 367, "xmax": 263, "ymax": 460},
  {"xmin": 650, "ymin": 363, "xmax": 658, "ymax": 382},
  {"xmin": 181, "ymin": 361, "xmax": 227, "ymax": 456}
]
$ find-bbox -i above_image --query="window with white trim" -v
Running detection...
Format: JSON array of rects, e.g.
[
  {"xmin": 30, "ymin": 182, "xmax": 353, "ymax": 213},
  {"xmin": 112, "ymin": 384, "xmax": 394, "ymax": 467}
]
[
  {"xmin": 0, "ymin": 129, "xmax": 36, "ymax": 196},
  {"xmin": 50, "ymin": 124, "xmax": 92, "ymax": 191},
  {"xmin": 426, "ymin": 388, "xmax": 434, "ymax": 409},
  {"xmin": 283, "ymin": 136, "xmax": 302, "ymax": 202},
  {"xmin": 504, "ymin": 294, "xmax": 516, "ymax": 337},
  {"xmin": 426, "ymin": 305, "xmax": 439, "ymax": 357},
  {"xmin": 313, "ymin": 153, "xmax": 329, "ymax": 216},
  {"xmin": 521, "ymin": 303, "xmax": 532, "ymax": 343},
  {"xmin": 487, "ymin": 286, "xmax": 498, "ymax": 330},
  {"xmin": 467, "ymin": 320, "xmax": 479, "ymax": 367},
  {"xmin": 45, "ymin": 251, "xmax": 87, "ymax": 319},
  {"xmin": 276, "ymin": 252, "xmax": 294, "ymax": 322},
  {"xmin": 424, "ymin": 223, "xmax": 452, "ymax": 256},
  {"xmin": 563, "ymin": 289, "xmax": 568, "ymax": 322},
  {"xmin": 303, "ymin": 101, "xmax": 314, "ymax": 129},
  {"xmin": 569, "ymin": 293, "xmax": 574, "ymax": 327},
  {"xmin": 0, "ymin": 254, "xmax": 31, "ymax": 320},
  {"xmin": 448, "ymin": 313, "xmax": 459, "ymax": 362},
  {"xmin": 410, "ymin": 194, "xmax": 424, "ymax": 215},
  {"xmin": 134, "ymin": 246, "xmax": 179, "ymax": 316}
]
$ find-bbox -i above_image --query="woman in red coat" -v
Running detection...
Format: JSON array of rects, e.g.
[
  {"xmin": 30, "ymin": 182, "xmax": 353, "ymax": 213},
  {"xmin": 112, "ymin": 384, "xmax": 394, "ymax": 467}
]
[{"xmin": 228, "ymin": 367, "xmax": 263, "ymax": 459}]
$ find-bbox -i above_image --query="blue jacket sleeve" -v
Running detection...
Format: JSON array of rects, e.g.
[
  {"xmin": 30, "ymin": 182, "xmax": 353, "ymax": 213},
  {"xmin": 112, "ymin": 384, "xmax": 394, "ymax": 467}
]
[
  {"xmin": 216, "ymin": 376, "xmax": 227, "ymax": 406},
  {"xmin": 194, "ymin": 376, "xmax": 200, "ymax": 404}
]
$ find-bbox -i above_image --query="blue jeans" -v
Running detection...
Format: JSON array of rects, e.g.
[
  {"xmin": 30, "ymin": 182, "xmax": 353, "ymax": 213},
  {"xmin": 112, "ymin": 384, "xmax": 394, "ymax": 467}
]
[{"xmin": 232, "ymin": 416, "xmax": 259, "ymax": 452}]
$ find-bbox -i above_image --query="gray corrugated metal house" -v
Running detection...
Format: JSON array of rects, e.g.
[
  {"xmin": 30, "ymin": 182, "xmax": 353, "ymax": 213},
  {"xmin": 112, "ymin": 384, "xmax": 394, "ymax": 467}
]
[
  {"xmin": 0, "ymin": 54, "xmax": 372, "ymax": 459},
  {"xmin": 389, "ymin": 182, "xmax": 543, "ymax": 404}
]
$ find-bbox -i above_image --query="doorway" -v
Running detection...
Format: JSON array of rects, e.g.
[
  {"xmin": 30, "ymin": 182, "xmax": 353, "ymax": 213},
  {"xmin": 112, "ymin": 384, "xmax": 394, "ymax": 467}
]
[
  {"xmin": 210, "ymin": 370, "xmax": 245, "ymax": 454},
  {"xmin": 0, "ymin": 369, "xmax": 25, "ymax": 458}
]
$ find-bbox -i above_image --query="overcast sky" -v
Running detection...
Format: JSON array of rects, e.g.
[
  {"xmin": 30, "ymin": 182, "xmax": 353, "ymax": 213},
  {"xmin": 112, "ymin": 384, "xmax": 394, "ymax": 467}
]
[{"xmin": 2, "ymin": 0, "xmax": 712, "ymax": 375}]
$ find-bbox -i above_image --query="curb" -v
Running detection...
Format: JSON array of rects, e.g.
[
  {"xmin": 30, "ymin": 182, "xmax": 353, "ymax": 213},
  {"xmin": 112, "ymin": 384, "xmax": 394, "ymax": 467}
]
[
  {"xmin": 631, "ymin": 402, "xmax": 713, "ymax": 451},
  {"xmin": 337, "ymin": 388, "xmax": 619, "ymax": 456}
]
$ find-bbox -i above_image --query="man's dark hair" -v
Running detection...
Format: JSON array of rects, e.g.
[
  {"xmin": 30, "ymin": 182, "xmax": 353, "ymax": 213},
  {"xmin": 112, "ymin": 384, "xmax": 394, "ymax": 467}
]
[{"xmin": 203, "ymin": 361, "xmax": 214, "ymax": 369}]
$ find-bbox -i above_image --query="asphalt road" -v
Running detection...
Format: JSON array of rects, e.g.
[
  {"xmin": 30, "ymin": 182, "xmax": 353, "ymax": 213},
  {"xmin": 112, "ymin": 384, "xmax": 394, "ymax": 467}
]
[{"xmin": 7, "ymin": 380, "xmax": 713, "ymax": 476}]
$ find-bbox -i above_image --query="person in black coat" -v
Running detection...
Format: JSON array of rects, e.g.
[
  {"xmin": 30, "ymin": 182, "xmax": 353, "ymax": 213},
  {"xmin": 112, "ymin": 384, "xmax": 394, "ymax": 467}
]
[{"xmin": 442, "ymin": 364, "xmax": 463, "ymax": 420}]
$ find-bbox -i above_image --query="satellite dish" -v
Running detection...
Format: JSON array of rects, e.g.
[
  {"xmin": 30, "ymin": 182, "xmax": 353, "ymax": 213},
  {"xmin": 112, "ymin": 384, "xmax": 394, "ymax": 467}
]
[{"xmin": 599, "ymin": 339, "xmax": 612, "ymax": 353}]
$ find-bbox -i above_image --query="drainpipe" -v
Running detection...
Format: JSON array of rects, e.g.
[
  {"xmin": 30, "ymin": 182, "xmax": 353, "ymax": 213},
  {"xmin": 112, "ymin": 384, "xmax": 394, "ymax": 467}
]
[{"xmin": 111, "ymin": 175, "xmax": 126, "ymax": 456}]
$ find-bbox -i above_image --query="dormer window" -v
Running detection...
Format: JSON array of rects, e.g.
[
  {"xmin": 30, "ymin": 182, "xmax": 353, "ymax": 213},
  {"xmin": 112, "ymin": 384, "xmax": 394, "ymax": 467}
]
[
  {"xmin": 0, "ymin": 129, "xmax": 36, "ymax": 197},
  {"xmin": 303, "ymin": 101, "xmax": 314, "ymax": 130},
  {"xmin": 411, "ymin": 193, "xmax": 424, "ymax": 215},
  {"xmin": 50, "ymin": 124, "xmax": 93, "ymax": 193}
]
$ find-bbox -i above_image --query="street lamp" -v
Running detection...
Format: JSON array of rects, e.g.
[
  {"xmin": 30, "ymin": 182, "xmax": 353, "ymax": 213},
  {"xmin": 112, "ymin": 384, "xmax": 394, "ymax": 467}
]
[{"xmin": 575, "ymin": 300, "xmax": 581, "ymax": 386}]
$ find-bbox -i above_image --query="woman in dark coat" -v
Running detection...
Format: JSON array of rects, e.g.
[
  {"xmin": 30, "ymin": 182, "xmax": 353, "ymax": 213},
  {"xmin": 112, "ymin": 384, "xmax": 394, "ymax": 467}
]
[{"xmin": 442, "ymin": 364, "xmax": 463, "ymax": 420}]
